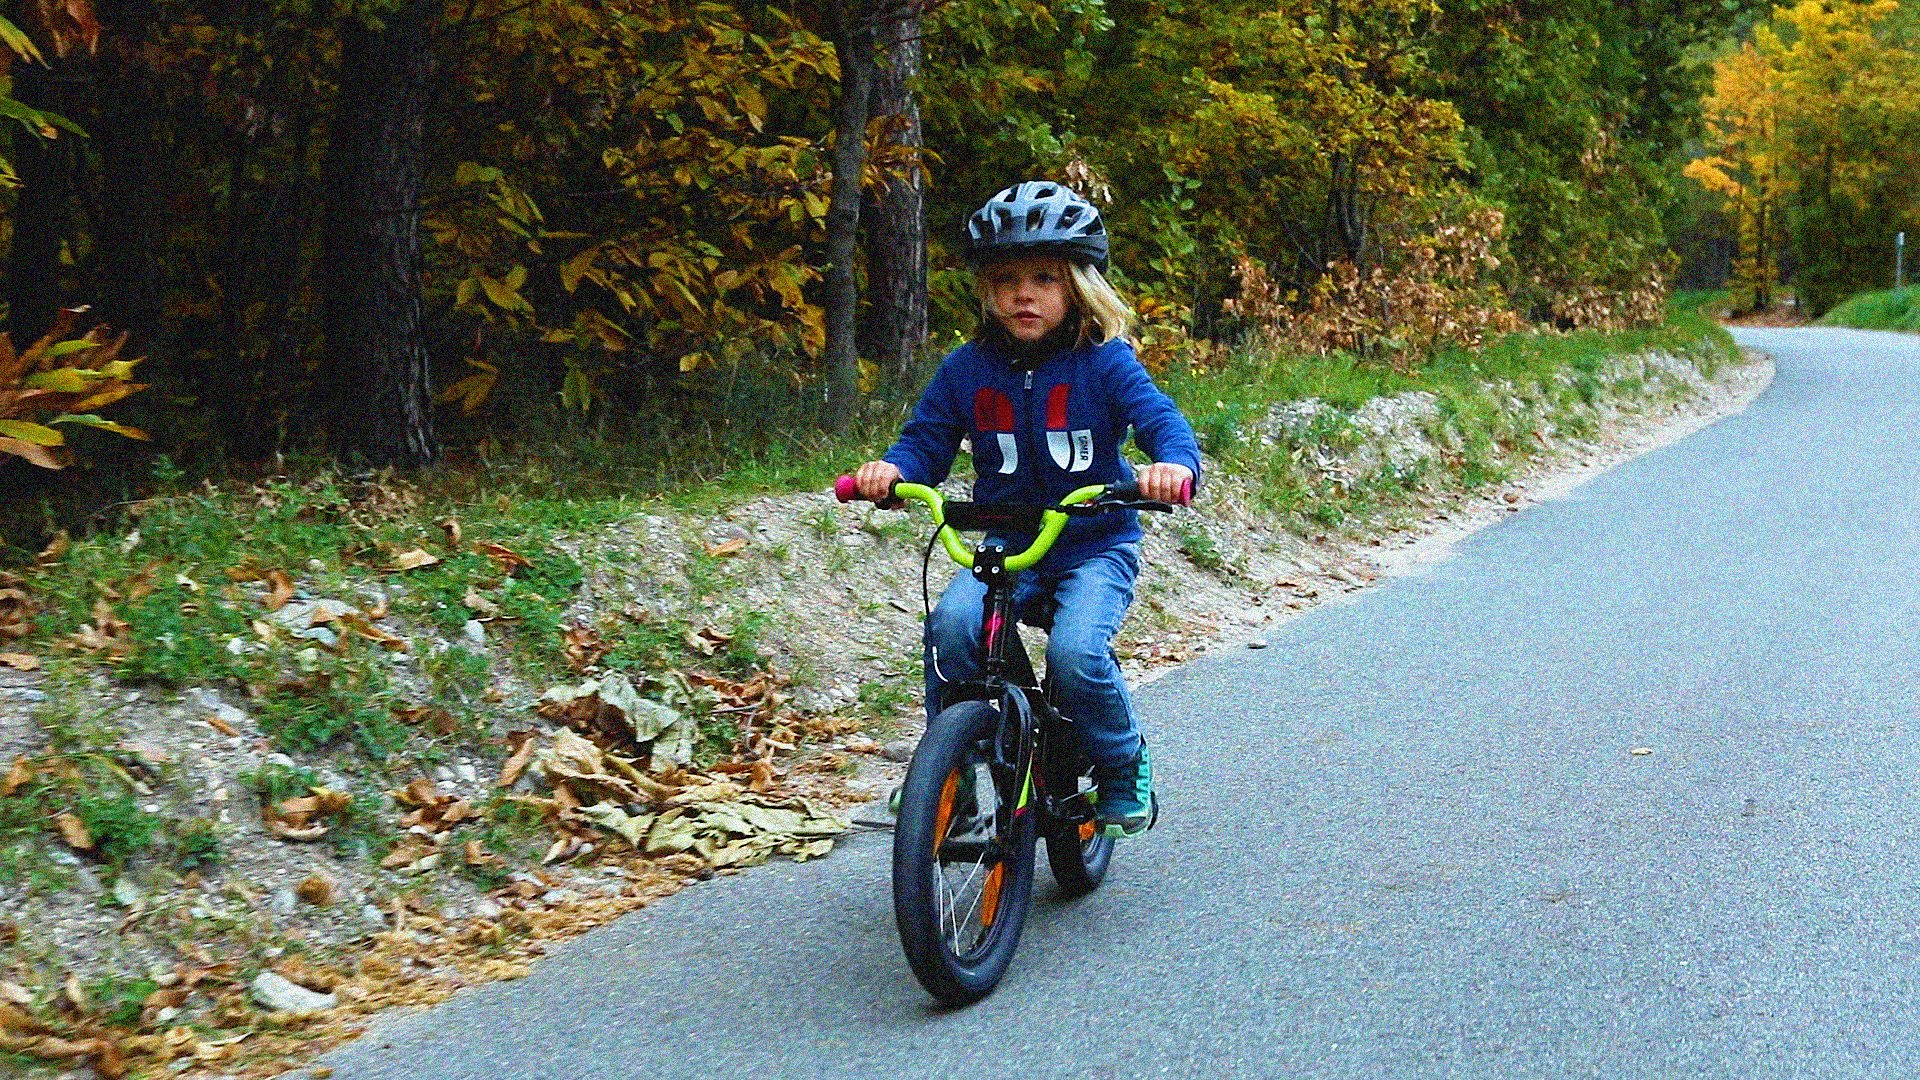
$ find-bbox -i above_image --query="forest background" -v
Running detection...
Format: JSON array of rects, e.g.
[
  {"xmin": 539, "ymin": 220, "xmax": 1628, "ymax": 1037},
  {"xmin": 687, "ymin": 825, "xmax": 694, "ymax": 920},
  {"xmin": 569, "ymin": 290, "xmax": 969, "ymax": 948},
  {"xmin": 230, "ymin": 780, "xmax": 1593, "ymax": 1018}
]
[{"xmin": 0, "ymin": 0, "xmax": 1902, "ymax": 536}]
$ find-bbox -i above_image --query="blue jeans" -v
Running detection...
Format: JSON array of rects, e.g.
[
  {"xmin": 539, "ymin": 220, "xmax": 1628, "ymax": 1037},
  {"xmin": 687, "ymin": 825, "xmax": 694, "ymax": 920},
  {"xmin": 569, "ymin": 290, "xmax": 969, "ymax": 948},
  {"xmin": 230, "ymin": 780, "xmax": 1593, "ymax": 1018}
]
[{"xmin": 923, "ymin": 543, "xmax": 1142, "ymax": 769}]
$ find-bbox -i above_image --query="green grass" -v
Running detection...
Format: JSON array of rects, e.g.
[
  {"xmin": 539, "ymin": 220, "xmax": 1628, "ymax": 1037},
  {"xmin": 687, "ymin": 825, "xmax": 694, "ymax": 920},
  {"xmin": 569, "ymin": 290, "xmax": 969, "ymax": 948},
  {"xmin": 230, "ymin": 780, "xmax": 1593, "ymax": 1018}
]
[
  {"xmin": 1156, "ymin": 298, "xmax": 1736, "ymax": 528},
  {"xmin": 1819, "ymin": 286, "xmax": 1920, "ymax": 331}
]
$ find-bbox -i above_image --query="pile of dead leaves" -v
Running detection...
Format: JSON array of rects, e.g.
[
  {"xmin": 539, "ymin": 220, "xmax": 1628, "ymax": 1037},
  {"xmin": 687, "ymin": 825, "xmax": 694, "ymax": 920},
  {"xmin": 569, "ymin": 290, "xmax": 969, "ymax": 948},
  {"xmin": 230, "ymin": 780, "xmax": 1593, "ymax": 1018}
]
[
  {"xmin": 518, "ymin": 729, "xmax": 845, "ymax": 869},
  {"xmin": 0, "ymin": 963, "xmax": 252, "ymax": 1079},
  {"xmin": 536, "ymin": 672, "xmax": 696, "ymax": 763},
  {"xmin": 379, "ymin": 778, "xmax": 481, "ymax": 873},
  {"xmin": 261, "ymin": 783, "xmax": 356, "ymax": 842}
]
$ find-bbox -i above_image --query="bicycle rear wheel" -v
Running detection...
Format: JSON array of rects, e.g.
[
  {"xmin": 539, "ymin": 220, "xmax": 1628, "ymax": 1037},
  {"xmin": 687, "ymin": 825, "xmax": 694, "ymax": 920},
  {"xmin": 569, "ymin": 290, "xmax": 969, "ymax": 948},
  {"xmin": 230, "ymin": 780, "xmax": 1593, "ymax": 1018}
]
[
  {"xmin": 1042, "ymin": 744, "xmax": 1114, "ymax": 897},
  {"xmin": 892, "ymin": 699, "xmax": 1037, "ymax": 1006}
]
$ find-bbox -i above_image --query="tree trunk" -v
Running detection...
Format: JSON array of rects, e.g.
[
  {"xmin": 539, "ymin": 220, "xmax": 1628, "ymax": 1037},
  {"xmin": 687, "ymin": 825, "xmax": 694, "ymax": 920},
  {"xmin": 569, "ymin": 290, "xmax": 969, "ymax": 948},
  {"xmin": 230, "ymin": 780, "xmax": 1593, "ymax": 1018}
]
[
  {"xmin": 7, "ymin": 58, "xmax": 83, "ymax": 345},
  {"xmin": 860, "ymin": 10, "xmax": 927, "ymax": 393},
  {"xmin": 320, "ymin": 0, "xmax": 437, "ymax": 467},
  {"xmin": 822, "ymin": 2, "xmax": 874, "ymax": 430},
  {"xmin": 90, "ymin": 0, "xmax": 164, "ymax": 348}
]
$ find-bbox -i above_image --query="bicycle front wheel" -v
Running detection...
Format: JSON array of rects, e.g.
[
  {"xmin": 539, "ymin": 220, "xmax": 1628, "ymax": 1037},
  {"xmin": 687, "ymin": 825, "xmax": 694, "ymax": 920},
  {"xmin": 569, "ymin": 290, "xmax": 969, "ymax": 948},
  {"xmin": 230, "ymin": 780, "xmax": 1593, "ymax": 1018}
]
[{"xmin": 892, "ymin": 699, "xmax": 1037, "ymax": 1006}]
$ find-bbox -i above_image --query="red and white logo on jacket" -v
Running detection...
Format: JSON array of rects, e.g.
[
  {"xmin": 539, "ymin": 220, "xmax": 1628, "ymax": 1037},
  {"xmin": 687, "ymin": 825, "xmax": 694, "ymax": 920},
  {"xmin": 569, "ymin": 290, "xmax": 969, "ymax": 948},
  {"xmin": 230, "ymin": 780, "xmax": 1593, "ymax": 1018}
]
[
  {"xmin": 1045, "ymin": 384, "xmax": 1094, "ymax": 472},
  {"xmin": 974, "ymin": 388, "xmax": 1019, "ymax": 474}
]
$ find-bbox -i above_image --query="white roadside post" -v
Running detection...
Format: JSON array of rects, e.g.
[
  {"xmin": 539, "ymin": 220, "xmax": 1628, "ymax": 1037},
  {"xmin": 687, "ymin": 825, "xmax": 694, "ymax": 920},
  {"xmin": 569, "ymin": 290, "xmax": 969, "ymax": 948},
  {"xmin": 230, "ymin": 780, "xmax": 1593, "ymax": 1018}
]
[{"xmin": 1899, "ymin": 232, "xmax": 1907, "ymax": 291}]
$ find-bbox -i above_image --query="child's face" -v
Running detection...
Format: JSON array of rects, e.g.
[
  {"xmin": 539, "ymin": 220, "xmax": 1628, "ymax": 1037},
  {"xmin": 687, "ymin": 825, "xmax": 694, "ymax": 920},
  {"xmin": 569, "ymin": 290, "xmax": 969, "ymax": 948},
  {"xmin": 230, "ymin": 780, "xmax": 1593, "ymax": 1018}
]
[{"xmin": 983, "ymin": 257, "xmax": 1072, "ymax": 343}]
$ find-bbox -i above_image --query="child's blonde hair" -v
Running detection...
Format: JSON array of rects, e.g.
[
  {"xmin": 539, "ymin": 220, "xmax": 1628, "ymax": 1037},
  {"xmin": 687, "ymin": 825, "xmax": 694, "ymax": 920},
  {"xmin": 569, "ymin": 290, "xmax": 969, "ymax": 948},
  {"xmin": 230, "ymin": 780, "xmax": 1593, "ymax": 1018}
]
[
  {"xmin": 978, "ymin": 258, "xmax": 1136, "ymax": 348},
  {"xmin": 1068, "ymin": 262, "xmax": 1135, "ymax": 347}
]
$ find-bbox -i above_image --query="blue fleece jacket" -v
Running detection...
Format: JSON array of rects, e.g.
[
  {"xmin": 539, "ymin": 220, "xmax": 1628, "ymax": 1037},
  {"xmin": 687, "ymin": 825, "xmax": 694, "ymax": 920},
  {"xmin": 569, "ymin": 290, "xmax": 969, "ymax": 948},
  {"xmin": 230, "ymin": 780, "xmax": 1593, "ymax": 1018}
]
[{"xmin": 883, "ymin": 334, "xmax": 1203, "ymax": 573}]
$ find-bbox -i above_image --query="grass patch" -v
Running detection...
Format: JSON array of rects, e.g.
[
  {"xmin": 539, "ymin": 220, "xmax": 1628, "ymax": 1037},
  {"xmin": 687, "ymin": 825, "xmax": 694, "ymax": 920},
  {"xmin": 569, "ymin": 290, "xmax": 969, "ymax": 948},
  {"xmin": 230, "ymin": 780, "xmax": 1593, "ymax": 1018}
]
[{"xmin": 1819, "ymin": 286, "xmax": 1920, "ymax": 331}]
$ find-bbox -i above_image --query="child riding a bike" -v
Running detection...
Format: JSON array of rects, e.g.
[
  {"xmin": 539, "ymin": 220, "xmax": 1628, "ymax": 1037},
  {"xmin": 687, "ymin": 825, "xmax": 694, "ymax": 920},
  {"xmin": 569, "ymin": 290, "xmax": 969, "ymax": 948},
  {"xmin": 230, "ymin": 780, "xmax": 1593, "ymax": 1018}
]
[{"xmin": 854, "ymin": 180, "xmax": 1203, "ymax": 839}]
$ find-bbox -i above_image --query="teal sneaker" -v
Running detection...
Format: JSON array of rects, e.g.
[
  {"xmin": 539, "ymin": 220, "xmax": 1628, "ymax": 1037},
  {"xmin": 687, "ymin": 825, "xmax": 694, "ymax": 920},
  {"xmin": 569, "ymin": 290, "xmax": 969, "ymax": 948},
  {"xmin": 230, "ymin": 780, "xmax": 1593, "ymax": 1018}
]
[{"xmin": 1091, "ymin": 743, "xmax": 1156, "ymax": 839}]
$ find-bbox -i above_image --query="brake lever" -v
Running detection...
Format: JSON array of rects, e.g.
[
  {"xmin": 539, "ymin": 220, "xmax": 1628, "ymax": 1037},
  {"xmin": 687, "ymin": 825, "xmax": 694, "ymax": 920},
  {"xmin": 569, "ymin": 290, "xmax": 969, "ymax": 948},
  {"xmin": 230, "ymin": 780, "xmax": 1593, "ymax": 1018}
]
[{"xmin": 1058, "ymin": 498, "xmax": 1176, "ymax": 516}]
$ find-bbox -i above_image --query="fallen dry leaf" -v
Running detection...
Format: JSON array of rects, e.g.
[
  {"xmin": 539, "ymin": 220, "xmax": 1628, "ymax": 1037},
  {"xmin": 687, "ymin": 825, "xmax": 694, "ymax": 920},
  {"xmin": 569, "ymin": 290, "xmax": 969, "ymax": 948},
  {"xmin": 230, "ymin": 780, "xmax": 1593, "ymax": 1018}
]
[
  {"xmin": 35, "ymin": 531, "xmax": 68, "ymax": 567},
  {"xmin": 561, "ymin": 626, "xmax": 610, "ymax": 672},
  {"xmin": 438, "ymin": 517, "xmax": 462, "ymax": 547},
  {"xmin": 0, "ymin": 653, "xmax": 38, "ymax": 671},
  {"xmin": 464, "ymin": 838, "xmax": 503, "ymax": 869},
  {"xmin": 703, "ymin": 537, "xmax": 748, "ymax": 558},
  {"xmin": 386, "ymin": 548, "xmax": 440, "ymax": 572},
  {"xmin": 475, "ymin": 541, "xmax": 533, "ymax": 574},
  {"xmin": 264, "ymin": 820, "xmax": 328, "ymax": 842},
  {"xmin": 264, "ymin": 570, "xmax": 294, "ymax": 612},
  {"xmin": 0, "ymin": 981, "xmax": 28, "ymax": 1007},
  {"xmin": 683, "ymin": 626, "xmax": 733, "ymax": 656},
  {"xmin": 204, "ymin": 712, "xmax": 239, "ymax": 737},
  {"xmin": 498, "ymin": 730, "xmax": 536, "ymax": 788},
  {"xmin": 461, "ymin": 587, "xmax": 501, "ymax": 619},
  {"xmin": 1, "ymin": 758, "xmax": 31, "ymax": 797},
  {"xmin": 295, "ymin": 875, "xmax": 337, "ymax": 907},
  {"xmin": 1629, "ymin": 746, "xmax": 1654, "ymax": 757},
  {"xmin": 61, "ymin": 972, "xmax": 89, "ymax": 1013},
  {"xmin": 0, "ymin": 583, "xmax": 35, "ymax": 641},
  {"xmin": 55, "ymin": 812, "xmax": 93, "ymax": 851}
]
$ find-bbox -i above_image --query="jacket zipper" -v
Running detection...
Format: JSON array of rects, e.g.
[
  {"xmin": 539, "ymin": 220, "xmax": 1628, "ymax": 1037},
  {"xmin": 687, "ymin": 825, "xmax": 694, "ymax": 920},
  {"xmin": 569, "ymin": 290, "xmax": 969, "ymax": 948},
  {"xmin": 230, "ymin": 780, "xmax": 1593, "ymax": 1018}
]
[{"xmin": 1022, "ymin": 370, "xmax": 1035, "ymax": 491}]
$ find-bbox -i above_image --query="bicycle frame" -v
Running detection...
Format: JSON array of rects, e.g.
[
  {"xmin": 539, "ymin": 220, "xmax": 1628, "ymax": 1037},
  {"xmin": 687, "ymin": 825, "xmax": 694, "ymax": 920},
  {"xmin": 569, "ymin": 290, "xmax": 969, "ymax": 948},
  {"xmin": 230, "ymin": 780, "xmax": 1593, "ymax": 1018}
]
[{"xmin": 834, "ymin": 474, "xmax": 1189, "ymax": 834}]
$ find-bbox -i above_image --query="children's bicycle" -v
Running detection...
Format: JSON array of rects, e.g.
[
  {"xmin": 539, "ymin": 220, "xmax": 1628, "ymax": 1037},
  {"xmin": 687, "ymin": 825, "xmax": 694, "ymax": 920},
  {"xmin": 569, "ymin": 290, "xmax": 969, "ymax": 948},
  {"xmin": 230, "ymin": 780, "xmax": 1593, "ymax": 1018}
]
[{"xmin": 834, "ymin": 473, "xmax": 1190, "ymax": 1006}]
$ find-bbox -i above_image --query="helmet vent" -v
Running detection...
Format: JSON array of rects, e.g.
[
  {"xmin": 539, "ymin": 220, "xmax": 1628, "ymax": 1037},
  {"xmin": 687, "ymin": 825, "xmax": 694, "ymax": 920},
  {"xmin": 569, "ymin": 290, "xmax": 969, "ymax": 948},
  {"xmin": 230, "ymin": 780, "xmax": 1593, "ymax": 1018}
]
[
  {"xmin": 1025, "ymin": 206, "xmax": 1046, "ymax": 231},
  {"xmin": 1059, "ymin": 205, "xmax": 1081, "ymax": 228}
]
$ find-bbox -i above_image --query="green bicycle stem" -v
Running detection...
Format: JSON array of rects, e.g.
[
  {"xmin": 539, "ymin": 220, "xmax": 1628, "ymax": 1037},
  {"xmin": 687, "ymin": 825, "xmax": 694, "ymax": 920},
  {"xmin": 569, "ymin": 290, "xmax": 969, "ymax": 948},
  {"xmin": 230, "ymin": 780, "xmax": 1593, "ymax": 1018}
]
[{"xmin": 890, "ymin": 481, "xmax": 1109, "ymax": 571}]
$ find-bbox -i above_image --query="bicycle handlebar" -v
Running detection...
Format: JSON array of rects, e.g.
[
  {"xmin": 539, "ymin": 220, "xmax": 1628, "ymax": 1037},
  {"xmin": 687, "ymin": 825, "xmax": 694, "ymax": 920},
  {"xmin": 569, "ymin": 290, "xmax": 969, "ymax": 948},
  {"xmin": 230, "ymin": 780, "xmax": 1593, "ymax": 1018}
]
[{"xmin": 833, "ymin": 474, "xmax": 1191, "ymax": 571}]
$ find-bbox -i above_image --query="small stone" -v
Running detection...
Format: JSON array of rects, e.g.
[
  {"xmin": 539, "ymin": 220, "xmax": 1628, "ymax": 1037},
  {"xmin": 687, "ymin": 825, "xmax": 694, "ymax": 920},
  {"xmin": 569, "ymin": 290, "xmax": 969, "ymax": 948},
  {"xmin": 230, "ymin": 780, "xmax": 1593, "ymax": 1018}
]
[
  {"xmin": 0, "ymin": 687, "xmax": 45, "ymax": 703},
  {"xmin": 270, "ymin": 887, "xmax": 298, "ymax": 915},
  {"xmin": 361, "ymin": 904, "xmax": 388, "ymax": 927},
  {"xmin": 1247, "ymin": 638, "xmax": 1270, "ymax": 650},
  {"xmin": 473, "ymin": 899, "xmax": 503, "ymax": 921},
  {"xmin": 73, "ymin": 867, "xmax": 103, "ymax": 895},
  {"xmin": 839, "ymin": 533, "xmax": 872, "ymax": 548},
  {"xmin": 226, "ymin": 638, "xmax": 247, "ymax": 656},
  {"xmin": 296, "ymin": 626, "xmax": 339, "ymax": 647},
  {"xmin": 434, "ymin": 765, "xmax": 455, "ymax": 782},
  {"xmin": 266, "ymin": 753, "xmax": 297, "ymax": 769},
  {"xmin": 461, "ymin": 620, "xmax": 487, "ymax": 648},
  {"xmin": 455, "ymin": 763, "xmax": 479, "ymax": 784},
  {"xmin": 540, "ymin": 889, "xmax": 575, "ymax": 905},
  {"xmin": 250, "ymin": 971, "xmax": 337, "ymax": 1015},
  {"xmin": 881, "ymin": 740, "xmax": 915, "ymax": 763},
  {"xmin": 308, "ymin": 558, "xmax": 328, "ymax": 573},
  {"xmin": 214, "ymin": 702, "xmax": 250, "ymax": 728},
  {"xmin": 112, "ymin": 876, "xmax": 142, "ymax": 908}
]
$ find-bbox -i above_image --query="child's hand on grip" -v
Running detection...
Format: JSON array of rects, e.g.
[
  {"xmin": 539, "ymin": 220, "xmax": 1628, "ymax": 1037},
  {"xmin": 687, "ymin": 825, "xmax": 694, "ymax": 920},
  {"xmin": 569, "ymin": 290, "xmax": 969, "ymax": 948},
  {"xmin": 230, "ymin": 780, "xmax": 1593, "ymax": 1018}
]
[
  {"xmin": 856, "ymin": 460, "xmax": 903, "ymax": 502},
  {"xmin": 1136, "ymin": 462, "xmax": 1194, "ymax": 504}
]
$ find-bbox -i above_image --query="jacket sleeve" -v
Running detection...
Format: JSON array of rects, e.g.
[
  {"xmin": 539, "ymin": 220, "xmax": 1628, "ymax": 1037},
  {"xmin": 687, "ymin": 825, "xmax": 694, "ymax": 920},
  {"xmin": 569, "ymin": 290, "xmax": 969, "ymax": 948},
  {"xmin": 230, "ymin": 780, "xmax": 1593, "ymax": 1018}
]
[
  {"xmin": 1105, "ymin": 343, "xmax": 1204, "ymax": 489},
  {"xmin": 882, "ymin": 358, "xmax": 967, "ymax": 486}
]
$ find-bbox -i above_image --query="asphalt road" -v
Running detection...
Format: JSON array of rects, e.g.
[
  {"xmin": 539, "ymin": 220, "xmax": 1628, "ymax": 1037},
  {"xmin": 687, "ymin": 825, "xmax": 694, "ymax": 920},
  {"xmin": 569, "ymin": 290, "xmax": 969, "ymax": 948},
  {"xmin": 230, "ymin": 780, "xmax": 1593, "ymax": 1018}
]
[{"xmin": 324, "ymin": 327, "xmax": 1920, "ymax": 1079}]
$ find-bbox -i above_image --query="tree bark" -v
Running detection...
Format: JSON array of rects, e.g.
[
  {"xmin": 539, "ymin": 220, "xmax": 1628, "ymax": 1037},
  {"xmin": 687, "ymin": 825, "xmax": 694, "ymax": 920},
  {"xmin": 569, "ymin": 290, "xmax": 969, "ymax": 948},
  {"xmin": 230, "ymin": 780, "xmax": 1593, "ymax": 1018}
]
[
  {"xmin": 822, "ymin": 2, "xmax": 874, "ymax": 430},
  {"xmin": 860, "ymin": 10, "xmax": 927, "ymax": 392},
  {"xmin": 320, "ymin": 0, "xmax": 437, "ymax": 467}
]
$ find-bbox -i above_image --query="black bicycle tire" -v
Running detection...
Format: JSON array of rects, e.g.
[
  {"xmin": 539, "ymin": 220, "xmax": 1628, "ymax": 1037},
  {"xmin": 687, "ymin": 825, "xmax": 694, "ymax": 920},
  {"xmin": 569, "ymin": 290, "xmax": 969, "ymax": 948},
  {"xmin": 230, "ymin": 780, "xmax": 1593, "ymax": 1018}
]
[
  {"xmin": 1042, "ymin": 747, "xmax": 1114, "ymax": 897},
  {"xmin": 892, "ymin": 699, "xmax": 1038, "ymax": 1006}
]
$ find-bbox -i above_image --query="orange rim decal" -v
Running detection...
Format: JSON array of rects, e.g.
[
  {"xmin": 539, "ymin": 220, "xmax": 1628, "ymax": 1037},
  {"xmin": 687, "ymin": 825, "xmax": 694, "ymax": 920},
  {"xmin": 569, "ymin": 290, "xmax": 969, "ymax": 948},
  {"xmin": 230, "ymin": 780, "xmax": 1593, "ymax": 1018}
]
[
  {"xmin": 1078, "ymin": 820, "xmax": 1097, "ymax": 844},
  {"xmin": 931, "ymin": 772, "xmax": 959, "ymax": 855},
  {"xmin": 979, "ymin": 862, "xmax": 1006, "ymax": 927}
]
